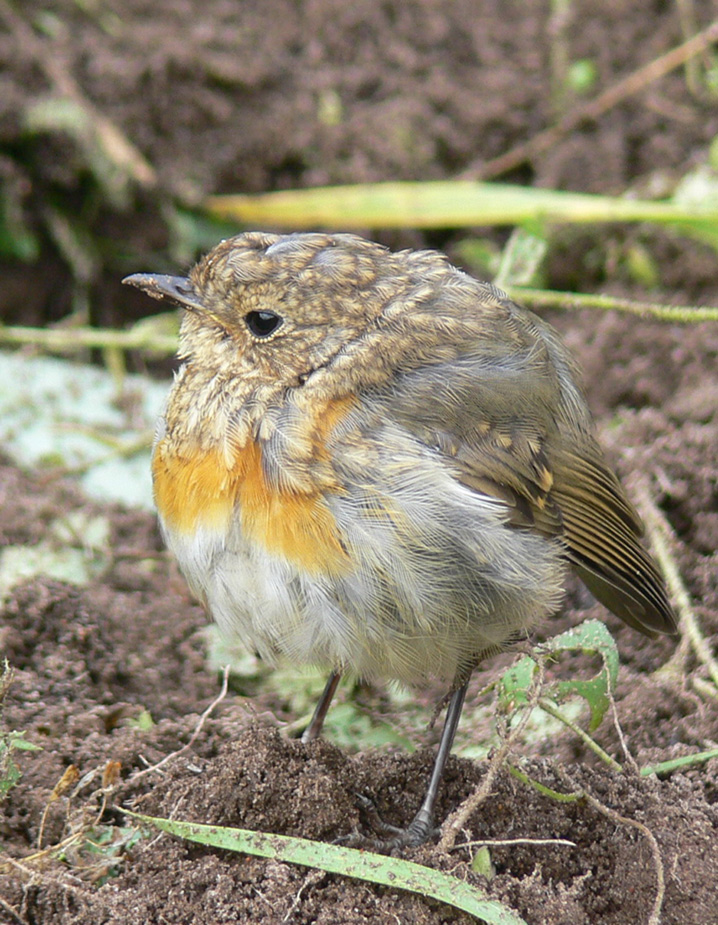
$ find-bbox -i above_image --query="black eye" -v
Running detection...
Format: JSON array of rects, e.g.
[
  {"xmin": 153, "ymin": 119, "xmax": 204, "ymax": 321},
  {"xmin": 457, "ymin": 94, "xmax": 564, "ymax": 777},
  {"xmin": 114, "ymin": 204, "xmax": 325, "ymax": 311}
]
[{"xmin": 245, "ymin": 310, "xmax": 282, "ymax": 338}]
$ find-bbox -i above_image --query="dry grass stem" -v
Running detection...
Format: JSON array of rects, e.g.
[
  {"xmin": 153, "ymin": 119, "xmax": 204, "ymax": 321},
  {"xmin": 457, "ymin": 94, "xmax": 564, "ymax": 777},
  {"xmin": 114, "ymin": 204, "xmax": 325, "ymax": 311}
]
[
  {"xmin": 633, "ymin": 478, "xmax": 718, "ymax": 690},
  {"xmin": 131, "ymin": 666, "xmax": 230, "ymax": 781},
  {"xmin": 460, "ymin": 18, "xmax": 718, "ymax": 179},
  {"xmin": 438, "ymin": 661, "xmax": 546, "ymax": 851}
]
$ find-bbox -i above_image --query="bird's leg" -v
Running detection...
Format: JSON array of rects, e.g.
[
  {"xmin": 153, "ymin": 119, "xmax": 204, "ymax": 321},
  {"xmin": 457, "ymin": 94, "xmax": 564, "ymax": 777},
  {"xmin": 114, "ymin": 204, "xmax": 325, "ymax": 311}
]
[
  {"xmin": 301, "ymin": 670, "xmax": 342, "ymax": 743},
  {"xmin": 401, "ymin": 679, "xmax": 468, "ymax": 843},
  {"xmin": 341, "ymin": 678, "xmax": 470, "ymax": 850}
]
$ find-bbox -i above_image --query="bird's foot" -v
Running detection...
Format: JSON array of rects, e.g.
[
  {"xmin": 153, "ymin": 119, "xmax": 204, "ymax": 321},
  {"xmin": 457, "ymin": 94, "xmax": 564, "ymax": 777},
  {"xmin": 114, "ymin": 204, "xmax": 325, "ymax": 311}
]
[{"xmin": 336, "ymin": 794, "xmax": 438, "ymax": 853}]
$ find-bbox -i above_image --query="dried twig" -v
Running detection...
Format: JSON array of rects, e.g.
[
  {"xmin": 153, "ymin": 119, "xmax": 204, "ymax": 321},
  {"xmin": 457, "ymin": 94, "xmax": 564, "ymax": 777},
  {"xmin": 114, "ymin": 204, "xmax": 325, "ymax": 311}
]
[
  {"xmin": 0, "ymin": 0, "xmax": 156, "ymax": 191},
  {"xmin": 459, "ymin": 19, "xmax": 718, "ymax": 180},
  {"xmin": 0, "ymin": 895, "xmax": 28, "ymax": 925},
  {"xmin": 438, "ymin": 661, "xmax": 545, "ymax": 852},
  {"xmin": 579, "ymin": 786, "xmax": 665, "ymax": 925},
  {"xmin": 131, "ymin": 666, "xmax": 231, "ymax": 781},
  {"xmin": 511, "ymin": 763, "xmax": 666, "ymax": 925},
  {"xmin": 632, "ymin": 477, "xmax": 718, "ymax": 690},
  {"xmin": 502, "ymin": 286, "xmax": 718, "ymax": 324},
  {"xmin": 451, "ymin": 836, "xmax": 576, "ymax": 850},
  {"xmin": 0, "ymin": 323, "xmax": 177, "ymax": 356}
]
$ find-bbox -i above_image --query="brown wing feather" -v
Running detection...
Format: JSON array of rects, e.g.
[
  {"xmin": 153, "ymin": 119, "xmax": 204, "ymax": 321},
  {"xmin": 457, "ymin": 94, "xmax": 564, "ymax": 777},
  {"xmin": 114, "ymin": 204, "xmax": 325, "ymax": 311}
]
[
  {"xmin": 549, "ymin": 445, "xmax": 676, "ymax": 636},
  {"xmin": 454, "ymin": 425, "xmax": 564, "ymax": 537},
  {"xmin": 454, "ymin": 428, "xmax": 677, "ymax": 637}
]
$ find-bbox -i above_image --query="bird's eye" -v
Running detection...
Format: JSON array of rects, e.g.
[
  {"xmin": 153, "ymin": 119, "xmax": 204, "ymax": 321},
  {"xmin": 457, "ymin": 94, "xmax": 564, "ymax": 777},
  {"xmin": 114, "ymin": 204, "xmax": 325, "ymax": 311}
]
[{"xmin": 245, "ymin": 310, "xmax": 282, "ymax": 338}]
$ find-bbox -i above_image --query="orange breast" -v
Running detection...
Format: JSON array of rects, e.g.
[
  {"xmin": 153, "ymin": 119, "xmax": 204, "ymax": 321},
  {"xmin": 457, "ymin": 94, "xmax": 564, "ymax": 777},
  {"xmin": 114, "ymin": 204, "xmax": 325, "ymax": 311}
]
[{"xmin": 152, "ymin": 401, "xmax": 353, "ymax": 578}]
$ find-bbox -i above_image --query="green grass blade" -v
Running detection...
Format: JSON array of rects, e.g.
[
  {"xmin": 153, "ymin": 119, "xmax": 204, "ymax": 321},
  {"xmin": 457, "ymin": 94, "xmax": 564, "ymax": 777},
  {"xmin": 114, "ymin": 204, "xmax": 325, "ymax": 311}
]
[
  {"xmin": 501, "ymin": 286, "xmax": 718, "ymax": 323},
  {"xmin": 641, "ymin": 745, "xmax": 718, "ymax": 777},
  {"xmin": 126, "ymin": 811, "xmax": 528, "ymax": 924},
  {"xmin": 206, "ymin": 181, "xmax": 718, "ymax": 241}
]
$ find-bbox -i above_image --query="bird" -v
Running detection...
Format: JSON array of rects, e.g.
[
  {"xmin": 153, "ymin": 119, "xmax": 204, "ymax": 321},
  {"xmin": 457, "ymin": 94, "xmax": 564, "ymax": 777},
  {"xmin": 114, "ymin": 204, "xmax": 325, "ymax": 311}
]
[{"xmin": 124, "ymin": 231, "xmax": 677, "ymax": 849}]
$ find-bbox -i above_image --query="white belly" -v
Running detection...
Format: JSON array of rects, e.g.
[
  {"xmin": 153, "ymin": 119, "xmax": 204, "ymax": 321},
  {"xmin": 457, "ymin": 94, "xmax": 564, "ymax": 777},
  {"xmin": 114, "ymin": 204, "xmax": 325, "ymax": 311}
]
[{"xmin": 161, "ymin": 457, "xmax": 566, "ymax": 686}]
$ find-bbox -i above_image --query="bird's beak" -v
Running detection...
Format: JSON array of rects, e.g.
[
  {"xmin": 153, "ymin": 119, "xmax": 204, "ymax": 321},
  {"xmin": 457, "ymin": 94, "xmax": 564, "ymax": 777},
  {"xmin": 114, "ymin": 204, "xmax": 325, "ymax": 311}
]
[{"xmin": 122, "ymin": 273, "xmax": 204, "ymax": 312}]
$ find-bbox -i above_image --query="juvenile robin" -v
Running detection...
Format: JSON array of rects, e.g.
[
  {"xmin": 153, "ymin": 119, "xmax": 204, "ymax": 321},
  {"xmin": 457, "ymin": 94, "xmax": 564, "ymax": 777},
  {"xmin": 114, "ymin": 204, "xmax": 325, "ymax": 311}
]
[{"xmin": 124, "ymin": 231, "xmax": 677, "ymax": 849}]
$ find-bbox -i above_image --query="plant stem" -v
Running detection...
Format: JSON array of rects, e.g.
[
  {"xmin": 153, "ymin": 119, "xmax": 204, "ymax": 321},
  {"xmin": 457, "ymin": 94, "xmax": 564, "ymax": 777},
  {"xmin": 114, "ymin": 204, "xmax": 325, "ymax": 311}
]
[{"xmin": 537, "ymin": 698, "xmax": 623, "ymax": 772}]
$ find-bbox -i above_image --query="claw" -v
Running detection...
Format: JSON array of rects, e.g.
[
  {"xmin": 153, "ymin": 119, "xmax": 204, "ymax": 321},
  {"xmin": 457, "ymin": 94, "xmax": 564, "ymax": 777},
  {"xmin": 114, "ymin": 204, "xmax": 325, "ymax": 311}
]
[{"xmin": 335, "ymin": 792, "xmax": 439, "ymax": 852}]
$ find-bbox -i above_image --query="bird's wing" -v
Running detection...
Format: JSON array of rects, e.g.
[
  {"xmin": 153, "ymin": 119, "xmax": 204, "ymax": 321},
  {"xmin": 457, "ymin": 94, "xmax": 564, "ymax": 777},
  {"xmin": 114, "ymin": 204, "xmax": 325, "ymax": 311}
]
[
  {"xmin": 379, "ymin": 349, "xmax": 677, "ymax": 638},
  {"xmin": 541, "ymin": 443, "xmax": 676, "ymax": 637}
]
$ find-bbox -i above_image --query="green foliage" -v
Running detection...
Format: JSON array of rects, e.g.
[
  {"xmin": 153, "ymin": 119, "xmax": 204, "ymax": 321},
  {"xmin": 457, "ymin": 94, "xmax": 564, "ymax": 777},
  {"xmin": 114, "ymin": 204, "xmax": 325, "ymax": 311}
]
[
  {"xmin": 471, "ymin": 845, "xmax": 497, "ymax": 879},
  {"xmin": 453, "ymin": 238, "xmax": 503, "ymax": 278},
  {"xmin": 65, "ymin": 824, "xmax": 147, "ymax": 884},
  {"xmin": 0, "ymin": 662, "xmax": 42, "ymax": 801},
  {"xmin": 498, "ymin": 619, "xmax": 619, "ymax": 733},
  {"xmin": 492, "ymin": 228, "xmax": 548, "ymax": 289},
  {"xmin": 0, "ymin": 187, "xmax": 40, "ymax": 262},
  {"xmin": 205, "ymin": 179, "xmax": 718, "ymax": 254},
  {"xmin": 567, "ymin": 60, "xmax": 599, "ymax": 95},
  {"xmin": 128, "ymin": 709, "xmax": 155, "ymax": 732},
  {"xmin": 316, "ymin": 700, "xmax": 413, "ymax": 752},
  {"xmin": 24, "ymin": 96, "xmax": 154, "ymax": 211},
  {"xmin": 126, "ymin": 810, "xmax": 529, "ymax": 925},
  {"xmin": 267, "ymin": 667, "xmax": 413, "ymax": 751},
  {"xmin": 0, "ymin": 730, "xmax": 42, "ymax": 800}
]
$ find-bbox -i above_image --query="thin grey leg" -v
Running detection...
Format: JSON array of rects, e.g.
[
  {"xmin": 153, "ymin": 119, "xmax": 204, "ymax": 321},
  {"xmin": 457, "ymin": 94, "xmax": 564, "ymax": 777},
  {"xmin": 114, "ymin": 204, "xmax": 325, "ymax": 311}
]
[{"xmin": 301, "ymin": 670, "xmax": 342, "ymax": 743}]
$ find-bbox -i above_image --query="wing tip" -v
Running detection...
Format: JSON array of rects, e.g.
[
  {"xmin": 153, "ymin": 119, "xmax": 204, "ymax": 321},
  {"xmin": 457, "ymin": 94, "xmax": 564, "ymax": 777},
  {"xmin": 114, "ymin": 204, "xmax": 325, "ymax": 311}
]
[{"xmin": 571, "ymin": 560, "xmax": 679, "ymax": 639}]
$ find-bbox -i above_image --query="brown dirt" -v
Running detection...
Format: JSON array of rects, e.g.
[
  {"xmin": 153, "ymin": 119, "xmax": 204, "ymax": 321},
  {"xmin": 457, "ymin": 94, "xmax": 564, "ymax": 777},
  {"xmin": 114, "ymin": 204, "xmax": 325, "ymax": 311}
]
[{"xmin": 2, "ymin": 1, "xmax": 718, "ymax": 923}]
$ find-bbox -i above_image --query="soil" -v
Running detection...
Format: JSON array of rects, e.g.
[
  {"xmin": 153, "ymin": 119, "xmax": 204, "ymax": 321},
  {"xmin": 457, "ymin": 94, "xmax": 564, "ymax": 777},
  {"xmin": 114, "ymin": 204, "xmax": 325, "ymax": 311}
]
[{"xmin": 2, "ymin": 2, "xmax": 718, "ymax": 924}]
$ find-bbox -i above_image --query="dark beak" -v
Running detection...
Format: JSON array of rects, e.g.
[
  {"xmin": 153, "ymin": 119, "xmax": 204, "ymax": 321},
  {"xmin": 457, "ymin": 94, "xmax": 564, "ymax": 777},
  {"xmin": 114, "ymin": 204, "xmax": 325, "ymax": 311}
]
[{"xmin": 122, "ymin": 273, "xmax": 204, "ymax": 311}]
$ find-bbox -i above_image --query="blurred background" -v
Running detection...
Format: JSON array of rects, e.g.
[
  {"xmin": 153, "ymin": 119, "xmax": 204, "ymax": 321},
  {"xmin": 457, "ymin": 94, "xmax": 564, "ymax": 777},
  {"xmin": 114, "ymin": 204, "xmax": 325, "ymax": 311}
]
[{"xmin": 1, "ymin": 0, "xmax": 717, "ymax": 343}]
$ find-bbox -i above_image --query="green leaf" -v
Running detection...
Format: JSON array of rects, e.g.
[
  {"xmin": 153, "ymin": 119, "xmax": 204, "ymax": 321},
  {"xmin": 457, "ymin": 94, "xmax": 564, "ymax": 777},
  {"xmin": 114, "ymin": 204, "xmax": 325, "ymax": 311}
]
[
  {"xmin": 126, "ymin": 811, "xmax": 529, "ymax": 925},
  {"xmin": 0, "ymin": 731, "xmax": 40, "ymax": 799},
  {"xmin": 496, "ymin": 620, "xmax": 619, "ymax": 732},
  {"xmin": 497, "ymin": 655, "xmax": 538, "ymax": 713},
  {"xmin": 567, "ymin": 60, "xmax": 599, "ymax": 95},
  {"xmin": 0, "ymin": 750, "xmax": 20, "ymax": 798},
  {"xmin": 130, "ymin": 709, "xmax": 155, "ymax": 732},
  {"xmin": 6, "ymin": 731, "xmax": 42, "ymax": 752},
  {"xmin": 493, "ymin": 228, "xmax": 548, "ymax": 288},
  {"xmin": 471, "ymin": 845, "xmax": 496, "ymax": 879},
  {"xmin": 544, "ymin": 619, "xmax": 619, "ymax": 731}
]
